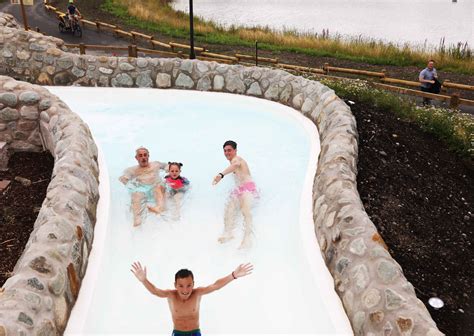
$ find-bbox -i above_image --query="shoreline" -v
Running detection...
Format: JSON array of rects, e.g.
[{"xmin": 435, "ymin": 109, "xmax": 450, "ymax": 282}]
[
  {"xmin": 170, "ymin": 2, "xmax": 473, "ymax": 50},
  {"xmin": 95, "ymin": 0, "xmax": 473, "ymax": 75}
]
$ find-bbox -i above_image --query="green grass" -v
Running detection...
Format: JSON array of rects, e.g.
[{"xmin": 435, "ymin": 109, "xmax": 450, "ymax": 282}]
[
  {"xmin": 100, "ymin": 0, "xmax": 473, "ymax": 75},
  {"xmin": 100, "ymin": 0, "xmax": 264, "ymax": 47},
  {"xmin": 318, "ymin": 77, "xmax": 474, "ymax": 158}
]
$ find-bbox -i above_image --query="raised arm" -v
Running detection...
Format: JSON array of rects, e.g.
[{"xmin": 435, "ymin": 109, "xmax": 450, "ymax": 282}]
[
  {"xmin": 198, "ymin": 263, "xmax": 253, "ymax": 295},
  {"xmin": 131, "ymin": 261, "xmax": 171, "ymax": 298},
  {"xmin": 161, "ymin": 161, "xmax": 170, "ymax": 172},
  {"xmin": 212, "ymin": 158, "xmax": 241, "ymax": 185}
]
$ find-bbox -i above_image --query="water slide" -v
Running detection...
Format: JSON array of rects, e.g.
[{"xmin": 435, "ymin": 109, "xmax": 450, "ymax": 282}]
[{"xmin": 47, "ymin": 87, "xmax": 352, "ymax": 335}]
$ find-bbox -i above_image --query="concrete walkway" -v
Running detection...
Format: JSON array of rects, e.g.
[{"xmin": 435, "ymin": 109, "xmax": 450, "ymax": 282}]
[{"xmin": 0, "ymin": 0, "xmax": 129, "ymax": 50}]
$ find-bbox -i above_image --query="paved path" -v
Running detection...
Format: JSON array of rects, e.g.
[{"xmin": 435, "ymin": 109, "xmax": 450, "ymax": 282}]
[{"xmin": 0, "ymin": 0, "xmax": 129, "ymax": 49}]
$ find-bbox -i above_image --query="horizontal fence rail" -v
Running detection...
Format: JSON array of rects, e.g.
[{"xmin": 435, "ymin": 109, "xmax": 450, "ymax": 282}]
[
  {"xmin": 373, "ymin": 83, "xmax": 474, "ymax": 107},
  {"xmin": 323, "ymin": 63, "xmax": 386, "ymax": 78}
]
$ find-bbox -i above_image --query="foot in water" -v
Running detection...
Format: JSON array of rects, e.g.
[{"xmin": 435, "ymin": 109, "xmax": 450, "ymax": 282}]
[
  {"xmin": 218, "ymin": 234, "xmax": 234, "ymax": 243},
  {"xmin": 238, "ymin": 236, "xmax": 252, "ymax": 250},
  {"xmin": 147, "ymin": 205, "xmax": 163, "ymax": 214},
  {"xmin": 133, "ymin": 217, "xmax": 142, "ymax": 227}
]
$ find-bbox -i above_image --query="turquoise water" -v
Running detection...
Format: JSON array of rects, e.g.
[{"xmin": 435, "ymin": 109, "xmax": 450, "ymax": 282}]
[{"xmin": 48, "ymin": 87, "xmax": 351, "ymax": 335}]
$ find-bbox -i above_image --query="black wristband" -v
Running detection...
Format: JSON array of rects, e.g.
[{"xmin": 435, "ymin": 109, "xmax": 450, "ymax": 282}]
[
  {"xmin": 232, "ymin": 271, "xmax": 237, "ymax": 279},
  {"xmin": 219, "ymin": 173, "xmax": 224, "ymax": 178}
]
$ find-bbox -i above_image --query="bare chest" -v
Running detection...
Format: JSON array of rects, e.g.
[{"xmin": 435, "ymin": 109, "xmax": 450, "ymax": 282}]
[{"xmin": 168, "ymin": 295, "xmax": 200, "ymax": 318}]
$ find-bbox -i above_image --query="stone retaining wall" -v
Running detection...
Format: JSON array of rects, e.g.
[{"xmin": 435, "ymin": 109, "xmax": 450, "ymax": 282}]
[
  {"xmin": 0, "ymin": 15, "xmax": 443, "ymax": 335},
  {"xmin": 0, "ymin": 74, "xmax": 99, "ymax": 335}
]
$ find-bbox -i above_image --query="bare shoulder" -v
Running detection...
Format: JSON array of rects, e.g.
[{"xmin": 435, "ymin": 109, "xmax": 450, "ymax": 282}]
[
  {"xmin": 167, "ymin": 289, "xmax": 178, "ymax": 299},
  {"xmin": 192, "ymin": 287, "xmax": 208, "ymax": 296},
  {"xmin": 193, "ymin": 287, "xmax": 204, "ymax": 294},
  {"xmin": 150, "ymin": 161, "xmax": 165, "ymax": 169},
  {"xmin": 231, "ymin": 156, "xmax": 243, "ymax": 165}
]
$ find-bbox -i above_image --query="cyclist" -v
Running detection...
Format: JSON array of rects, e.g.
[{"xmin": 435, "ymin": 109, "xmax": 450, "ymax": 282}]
[{"xmin": 66, "ymin": 0, "xmax": 82, "ymax": 28}]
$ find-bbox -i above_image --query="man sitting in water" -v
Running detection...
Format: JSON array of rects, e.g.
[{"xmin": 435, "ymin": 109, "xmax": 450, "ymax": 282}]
[
  {"xmin": 119, "ymin": 147, "xmax": 168, "ymax": 226},
  {"xmin": 212, "ymin": 140, "xmax": 258, "ymax": 249},
  {"xmin": 131, "ymin": 261, "xmax": 253, "ymax": 335}
]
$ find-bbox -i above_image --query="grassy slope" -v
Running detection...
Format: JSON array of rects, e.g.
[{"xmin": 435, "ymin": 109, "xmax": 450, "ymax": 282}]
[{"xmin": 102, "ymin": 0, "xmax": 473, "ymax": 75}]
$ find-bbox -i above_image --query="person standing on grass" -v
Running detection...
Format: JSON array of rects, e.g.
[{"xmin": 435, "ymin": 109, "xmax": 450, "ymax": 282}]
[
  {"xmin": 419, "ymin": 59, "xmax": 439, "ymax": 106},
  {"xmin": 131, "ymin": 261, "xmax": 254, "ymax": 336}
]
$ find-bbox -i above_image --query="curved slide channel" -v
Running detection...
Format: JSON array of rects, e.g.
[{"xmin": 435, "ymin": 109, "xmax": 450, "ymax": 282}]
[{"xmin": 48, "ymin": 87, "xmax": 352, "ymax": 335}]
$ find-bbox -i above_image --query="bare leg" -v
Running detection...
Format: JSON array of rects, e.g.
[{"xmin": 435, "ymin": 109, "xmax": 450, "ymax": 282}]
[
  {"xmin": 173, "ymin": 192, "xmax": 183, "ymax": 219},
  {"xmin": 218, "ymin": 197, "xmax": 238, "ymax": 243},
  {"xmin": 131, "ymin": 192, "xmax": 146, "ymax": 227},
  {"xmin": 148, "ymin": 184, "xmax": 165, "ymax": 214},
  {"xmin": 238, "ymin": 192, "xmax": 254, "ymax": 249}
]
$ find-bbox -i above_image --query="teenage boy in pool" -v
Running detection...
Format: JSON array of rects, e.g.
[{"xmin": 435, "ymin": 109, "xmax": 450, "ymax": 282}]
[
  {"xmin": 212, "ymin": 140, "xmax": 258, "ymax": 249},
  {"xmin": 130, "ymin": 261, "xmax": 254, "ymax": 335},
  {"xmin": 119, "ymin": 147, "xmax": 168, "ymax": 226}
]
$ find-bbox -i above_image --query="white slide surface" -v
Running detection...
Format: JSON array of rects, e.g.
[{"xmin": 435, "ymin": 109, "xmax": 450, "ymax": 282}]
[{"xmin": 47, "ymin": 87, "xmax": 352, "ymax": 335}]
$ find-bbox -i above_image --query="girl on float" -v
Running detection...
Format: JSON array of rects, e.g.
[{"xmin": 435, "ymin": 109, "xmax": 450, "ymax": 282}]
[{"xmin": 164, "ymin": 162, "xmax": 190, "ymax": 219}]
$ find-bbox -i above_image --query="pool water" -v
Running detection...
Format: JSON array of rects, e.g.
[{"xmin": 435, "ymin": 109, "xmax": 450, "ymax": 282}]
[{"xmin": 47, "ymin": 87, "xmax": 351, "ymax": 335}]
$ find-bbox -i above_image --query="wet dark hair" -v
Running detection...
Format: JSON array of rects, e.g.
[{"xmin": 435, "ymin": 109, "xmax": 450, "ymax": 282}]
[
  {"xmin": 168, "ymin": 162, "xmax": 183, "ymax": 170},
  {"xmin": 175, "ymin": 269, "xmax": 194, "ymax": 282},
  {"xmin": 223, "ymin": 140, "xmax": 237, "ymax": 149}
]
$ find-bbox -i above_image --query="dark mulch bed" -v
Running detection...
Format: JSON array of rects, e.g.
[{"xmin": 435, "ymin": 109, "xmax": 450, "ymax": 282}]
[
  {"xmin": 0, "ymin": 151, "xmax": 53, "ymax": 285},
  {"xmin": 350, "ymin": 100, "xmax": 474, "ymax": 335}
]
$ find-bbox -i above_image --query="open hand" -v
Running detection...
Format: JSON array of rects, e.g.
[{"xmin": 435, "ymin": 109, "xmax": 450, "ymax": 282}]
[
  {"xmin": 233, "ymin": 263, "xmax": 254, "ymax": 279},
  {"xmin": 131, "ymin": 261, "xmax": 147, "ymax": 282},
  {"xmin": 212, "ymin": 175, "xmax": 222, "ymax": 185}
]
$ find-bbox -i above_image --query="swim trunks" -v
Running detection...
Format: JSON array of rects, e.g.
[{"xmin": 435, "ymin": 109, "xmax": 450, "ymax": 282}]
[
  {"xmin": 172, "ymin": 329, "xmax": 201, "ymax": 336},
  {"xmin": 126, "ymin": 179, "xmax": 162, "ymax": 203},
  {"xmin": 231, "ymin": 181, "xmax": 258, "ymax": 199}
]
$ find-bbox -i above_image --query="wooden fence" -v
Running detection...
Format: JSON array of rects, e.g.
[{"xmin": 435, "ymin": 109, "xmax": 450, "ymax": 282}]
[{"xmin": 44, "ymin": 3, "xmax": 474, "ymax": 108}]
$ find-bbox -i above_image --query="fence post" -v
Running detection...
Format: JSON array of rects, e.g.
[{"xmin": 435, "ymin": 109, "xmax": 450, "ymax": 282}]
[
  {"xmin": 323, "ymin": 62, "xmax": 329, "ymax": 74},
  {"xmin": 442, "ymin": 79, "xmax": 450, "ymax": 93},
  {"xmin": 79, "ymin": 43, "xmax": 86, "ymax": 55},
  {"xmin": 19, "ymin": 0, "xmax": 29, "ymax": 31},
  {"xmin": 95, "ymin": 21, "xmax": 100, "ymax": 31},
  {"xmin": 255, "ymin": 41, "xmax": 258, "ymax": 66},
  {"xmin": 449, "ymin": 93, "xmax": 460, "ymax": 109}
]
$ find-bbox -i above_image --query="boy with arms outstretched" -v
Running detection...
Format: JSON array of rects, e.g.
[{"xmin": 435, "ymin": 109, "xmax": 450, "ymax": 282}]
[{"xmin": 131, "ymin": 261, "xmax": 254, "ymax": 335}]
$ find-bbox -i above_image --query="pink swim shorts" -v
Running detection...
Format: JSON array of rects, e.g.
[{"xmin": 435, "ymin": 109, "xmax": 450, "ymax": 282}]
[{"xmin": 231, "ymin": 181, "xmax": 258, "ymax": 198}]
